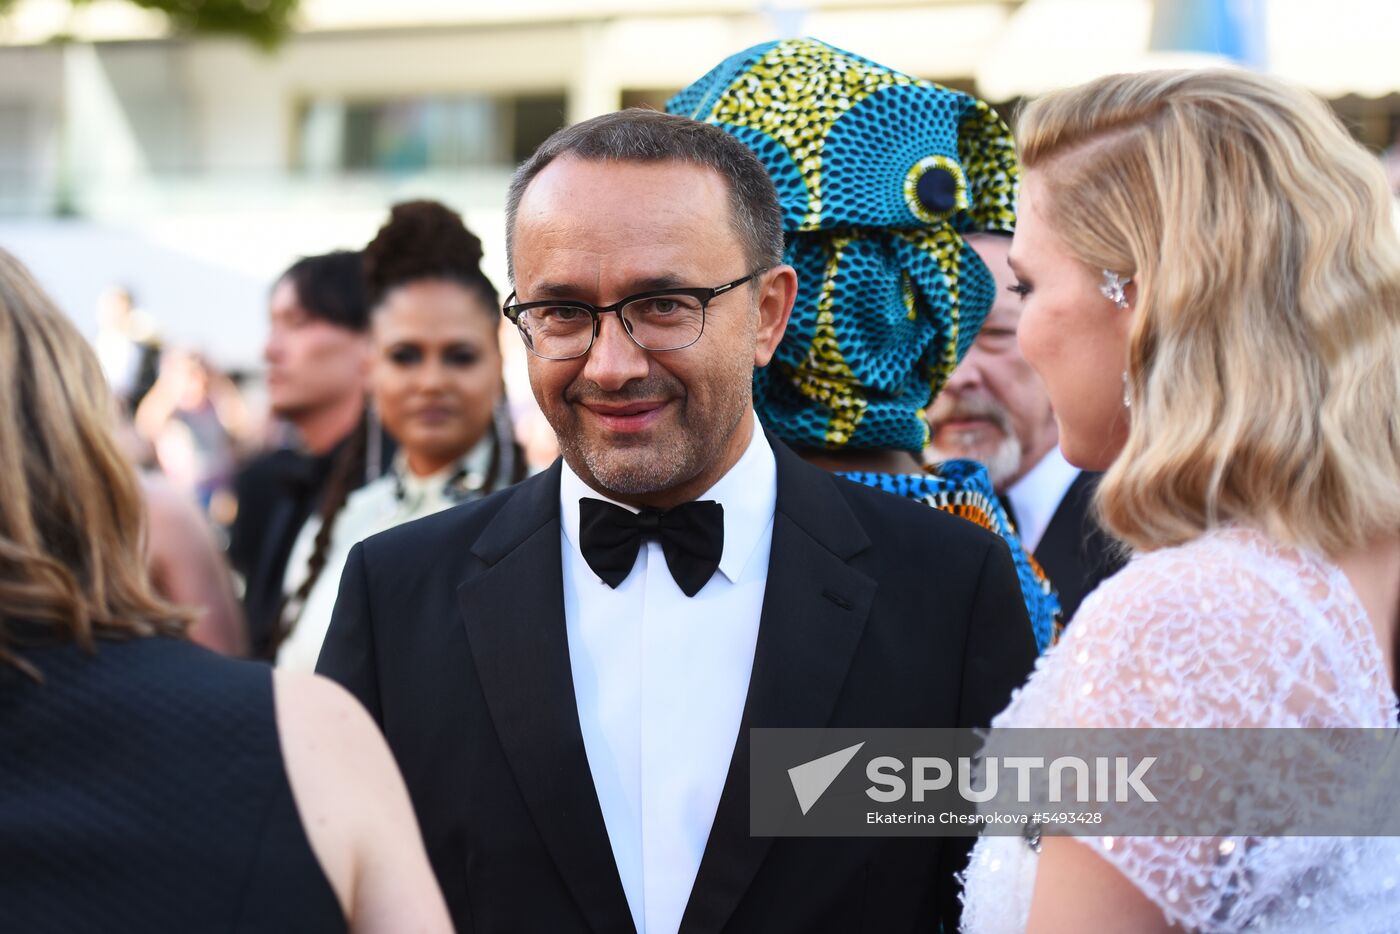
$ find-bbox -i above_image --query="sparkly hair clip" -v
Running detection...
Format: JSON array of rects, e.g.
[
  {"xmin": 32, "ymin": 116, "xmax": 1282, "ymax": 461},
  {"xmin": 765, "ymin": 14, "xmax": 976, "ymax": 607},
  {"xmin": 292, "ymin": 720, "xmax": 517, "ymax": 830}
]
[{"xmin": 1100, "ymin": 270, "xmax": 1131, "ymax": 310}]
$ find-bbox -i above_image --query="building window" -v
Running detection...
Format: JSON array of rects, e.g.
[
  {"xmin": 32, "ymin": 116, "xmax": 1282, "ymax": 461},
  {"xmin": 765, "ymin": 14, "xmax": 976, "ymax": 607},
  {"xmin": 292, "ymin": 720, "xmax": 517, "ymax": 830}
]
[{"xmin": 298, "ymin": 93, "xmax": 566, "ymax": 172}]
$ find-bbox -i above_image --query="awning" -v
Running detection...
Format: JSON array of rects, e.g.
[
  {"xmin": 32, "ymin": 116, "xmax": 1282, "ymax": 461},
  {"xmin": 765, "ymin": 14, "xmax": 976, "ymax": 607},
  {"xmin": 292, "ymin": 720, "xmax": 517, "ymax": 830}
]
[
  {"xmin": 1269, "ymin": 0, "xmax": 1400, "ymax": 98},
  {"xmin": 976, "ymin": 0, "xmax": 1400, "ymax": 101},
  {"xmin": 975, "ymin": 0, "xmax": 1232, "ymax": 101}
]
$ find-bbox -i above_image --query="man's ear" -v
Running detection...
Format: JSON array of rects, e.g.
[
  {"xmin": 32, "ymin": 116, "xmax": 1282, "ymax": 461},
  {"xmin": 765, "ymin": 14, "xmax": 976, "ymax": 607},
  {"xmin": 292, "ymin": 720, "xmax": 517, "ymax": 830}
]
[{"xmin": 753, "ymin": 265, "xmax": 797, "ymax": 368}]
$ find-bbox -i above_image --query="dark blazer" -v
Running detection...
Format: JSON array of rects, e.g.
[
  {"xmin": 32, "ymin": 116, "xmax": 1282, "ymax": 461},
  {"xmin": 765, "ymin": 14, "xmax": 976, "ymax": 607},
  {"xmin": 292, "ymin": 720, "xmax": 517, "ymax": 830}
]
[
  {"xmin": 228, "ymin": 426, "xmax": 394, "ymax": 657},
  {"xmin": 227, "ymin": 446, "xmax": 336, "ymax": 655},
  {"xmin": 317, "ymin": 438, "xmax": 1037, "ymax": 934},
  {"xmin": 1033, "ymin": 471, "xmax": 1126, "ymax": 624}
]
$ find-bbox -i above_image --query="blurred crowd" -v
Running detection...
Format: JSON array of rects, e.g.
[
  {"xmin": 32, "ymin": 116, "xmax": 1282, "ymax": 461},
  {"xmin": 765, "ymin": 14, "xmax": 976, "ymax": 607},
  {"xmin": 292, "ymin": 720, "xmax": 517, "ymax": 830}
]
[{"xmin": 98, "ymin": 214, "xmax": 566, "ymax": 661}]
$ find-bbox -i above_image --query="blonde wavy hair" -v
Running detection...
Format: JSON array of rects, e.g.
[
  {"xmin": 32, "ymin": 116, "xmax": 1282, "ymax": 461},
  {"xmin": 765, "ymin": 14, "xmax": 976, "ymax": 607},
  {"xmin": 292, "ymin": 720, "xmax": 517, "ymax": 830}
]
[
  {"xmin": 1018, "ymin": 69, "xmax": 1400, "ymax": 556},
  {"xmin": 0, "ymin": 249, "xmax": 186, "ymax": 676}
]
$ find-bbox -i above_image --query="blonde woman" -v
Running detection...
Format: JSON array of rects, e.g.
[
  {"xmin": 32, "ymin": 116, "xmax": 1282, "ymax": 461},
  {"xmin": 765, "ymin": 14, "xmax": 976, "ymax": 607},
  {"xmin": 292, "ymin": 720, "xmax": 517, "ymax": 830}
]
[
  {"xmin": 0, "ymin": 248, "xmax": 450, "ymax": 934},
  {"xmin": 959, "ymin": 70, "xmax": 1400, "ymax": 931}
]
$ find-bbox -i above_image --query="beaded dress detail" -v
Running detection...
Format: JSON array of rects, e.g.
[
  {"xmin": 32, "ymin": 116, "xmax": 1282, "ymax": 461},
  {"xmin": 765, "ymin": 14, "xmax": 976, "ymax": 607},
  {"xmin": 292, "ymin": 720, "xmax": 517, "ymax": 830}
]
[{"xmin": 959, "ymin": 527, "xmax": 1400, "ymax": 932}]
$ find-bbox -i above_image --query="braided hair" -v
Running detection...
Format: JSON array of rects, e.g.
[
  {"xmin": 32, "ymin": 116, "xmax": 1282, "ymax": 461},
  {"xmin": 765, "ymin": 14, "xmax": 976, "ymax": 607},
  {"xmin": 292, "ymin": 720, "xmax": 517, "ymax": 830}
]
[
  {"xmin": 267, "ymin": 407, "xmax": 372, "ymax": 657},
  {"xmin": 270, "ymin": 202, "xmax": 526, "ymax": 657}
]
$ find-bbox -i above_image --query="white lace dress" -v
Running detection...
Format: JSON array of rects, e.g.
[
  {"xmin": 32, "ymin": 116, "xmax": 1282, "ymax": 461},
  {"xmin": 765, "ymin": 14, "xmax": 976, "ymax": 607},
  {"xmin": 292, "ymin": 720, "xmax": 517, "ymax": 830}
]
[{"xmin": 959, "ymin": 527, "xmax": 1400, "ymax": 932}]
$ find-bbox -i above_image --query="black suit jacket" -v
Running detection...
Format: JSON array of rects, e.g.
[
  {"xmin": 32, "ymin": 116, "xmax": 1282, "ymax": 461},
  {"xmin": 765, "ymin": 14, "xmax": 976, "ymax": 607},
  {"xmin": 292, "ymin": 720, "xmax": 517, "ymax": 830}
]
[
  {"xmin": 317, "ymin": 439, "xmax": 1037, "ymax": 933},
  {"xmin": 228, "ymin": 446, "xmax": 338, "ymax": 656},
  {"xmin": 1033, "ymin": 471, "xmax": 1125, "ymax": 624},
  {"xmin": 228, "ymin": 427, "xmax": 395, "ymax": 657}
]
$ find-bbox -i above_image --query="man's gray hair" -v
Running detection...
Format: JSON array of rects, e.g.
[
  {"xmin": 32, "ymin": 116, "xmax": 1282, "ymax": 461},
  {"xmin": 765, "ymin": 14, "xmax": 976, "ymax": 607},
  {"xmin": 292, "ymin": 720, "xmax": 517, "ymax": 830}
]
[{"xmin": 504, "ymin": 108, "xmax": 785, "ymax": 282}]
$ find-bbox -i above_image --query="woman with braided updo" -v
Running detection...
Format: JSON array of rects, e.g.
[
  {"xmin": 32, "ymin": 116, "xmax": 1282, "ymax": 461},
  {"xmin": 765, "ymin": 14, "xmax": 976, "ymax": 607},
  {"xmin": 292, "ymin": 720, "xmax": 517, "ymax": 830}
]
[{"xmin": 276, "ymin": 201, "xmax": 527, "ymax": 671}]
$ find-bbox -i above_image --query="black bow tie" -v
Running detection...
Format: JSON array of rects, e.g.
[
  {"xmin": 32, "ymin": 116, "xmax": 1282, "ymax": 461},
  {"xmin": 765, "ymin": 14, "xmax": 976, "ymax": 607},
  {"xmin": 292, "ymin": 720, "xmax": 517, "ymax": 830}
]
[{"xmin": 578, "ymin": 498, "xmax": 724, "ymax": 597}]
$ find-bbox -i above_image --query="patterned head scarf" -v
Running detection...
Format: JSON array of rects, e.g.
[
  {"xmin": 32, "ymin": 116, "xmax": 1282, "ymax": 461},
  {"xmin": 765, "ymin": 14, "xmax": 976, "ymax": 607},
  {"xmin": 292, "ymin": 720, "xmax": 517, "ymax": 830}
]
[{"xmin": 668, "ymin": 38, "xmax": 1018, "ymax": 452}]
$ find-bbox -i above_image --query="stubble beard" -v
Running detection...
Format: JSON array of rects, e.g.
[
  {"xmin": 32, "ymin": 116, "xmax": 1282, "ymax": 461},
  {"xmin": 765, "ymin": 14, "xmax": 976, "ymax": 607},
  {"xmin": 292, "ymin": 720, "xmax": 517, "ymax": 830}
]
[{"xmin": 555, "ymin": 364, "xmax": 752, "ymax": 499}]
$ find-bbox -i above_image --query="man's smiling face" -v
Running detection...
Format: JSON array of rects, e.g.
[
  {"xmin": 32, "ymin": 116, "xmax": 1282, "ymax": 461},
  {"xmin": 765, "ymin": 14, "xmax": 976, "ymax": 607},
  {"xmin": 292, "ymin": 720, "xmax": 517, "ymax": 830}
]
[{"xmin": 511, "ymin": 155, "xmax": 780, "ymax": 506}]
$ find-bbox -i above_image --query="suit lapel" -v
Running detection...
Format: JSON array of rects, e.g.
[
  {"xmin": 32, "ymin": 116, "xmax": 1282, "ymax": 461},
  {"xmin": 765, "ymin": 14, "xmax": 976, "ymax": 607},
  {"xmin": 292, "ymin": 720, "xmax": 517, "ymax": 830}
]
[
  {"xmin": 680, "ymin": 441, "xmax": 877, "ymax": 934},
  {"xmin": 457, "ymin": 461, "xmax": 635, "ymax": 934},
  {"xmin": 1034, "ymin": 470, "xmax": 1125, "ymax": 621},
  {"xmin": 1033, "ymin": 469, "xmax": 1092, "ymax": 568}
]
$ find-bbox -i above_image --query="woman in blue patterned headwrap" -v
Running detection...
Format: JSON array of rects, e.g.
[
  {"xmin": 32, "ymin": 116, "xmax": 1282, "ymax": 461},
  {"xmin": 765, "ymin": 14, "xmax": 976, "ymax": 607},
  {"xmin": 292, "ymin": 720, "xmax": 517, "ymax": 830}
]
[{"xmin": 669, "ymin": 38, "xmax": 1058, "ymax": 650}]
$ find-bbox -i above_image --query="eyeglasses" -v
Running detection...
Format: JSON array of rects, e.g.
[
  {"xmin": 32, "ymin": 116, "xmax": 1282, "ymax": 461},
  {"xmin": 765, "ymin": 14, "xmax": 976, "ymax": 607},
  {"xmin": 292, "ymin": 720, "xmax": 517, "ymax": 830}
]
[{"xmin": 502, "ymin": 270, "xmax": 765, "ymax": 361}]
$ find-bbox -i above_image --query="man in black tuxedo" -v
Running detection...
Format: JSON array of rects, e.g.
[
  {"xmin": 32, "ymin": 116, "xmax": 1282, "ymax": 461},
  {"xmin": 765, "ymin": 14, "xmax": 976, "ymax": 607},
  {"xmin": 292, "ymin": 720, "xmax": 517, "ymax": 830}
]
[
  {"xmin": 928, "ymin": 234, "xmax": 1124, "ymax": 623},
  {"xmin": 318, "ymin": 109, "xmax": 1037, "ymax": 934}
]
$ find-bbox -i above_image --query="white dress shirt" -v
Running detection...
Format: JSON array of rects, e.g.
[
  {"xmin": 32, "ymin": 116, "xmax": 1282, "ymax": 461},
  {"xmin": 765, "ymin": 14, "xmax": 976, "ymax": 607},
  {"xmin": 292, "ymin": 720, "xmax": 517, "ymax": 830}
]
[
  {"xmin": 559, "ymin": 414, "xmax": 776, "ymax": 934},
  {"xmin": 1005, "ymin": 445, "xmax": 1081, "ymax": 554}
]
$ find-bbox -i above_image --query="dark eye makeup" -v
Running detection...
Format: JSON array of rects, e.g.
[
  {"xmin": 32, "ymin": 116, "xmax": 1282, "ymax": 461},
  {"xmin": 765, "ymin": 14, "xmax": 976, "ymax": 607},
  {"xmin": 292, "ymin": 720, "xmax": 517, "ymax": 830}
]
[
  {"xmin": 386, "ymin": 343, "xmax": 481, "ymax": 367},
  {"xmin": 444, "ymin": 346, "xmax": 480, "ymax": 367}
]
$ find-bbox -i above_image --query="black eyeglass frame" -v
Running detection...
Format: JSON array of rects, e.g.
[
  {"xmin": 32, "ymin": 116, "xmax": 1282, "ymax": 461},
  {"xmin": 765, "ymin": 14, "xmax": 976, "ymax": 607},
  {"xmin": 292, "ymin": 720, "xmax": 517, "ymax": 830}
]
[{"xmin": 502, "ymin": 269, "xmax": 766, "ymax": 360}]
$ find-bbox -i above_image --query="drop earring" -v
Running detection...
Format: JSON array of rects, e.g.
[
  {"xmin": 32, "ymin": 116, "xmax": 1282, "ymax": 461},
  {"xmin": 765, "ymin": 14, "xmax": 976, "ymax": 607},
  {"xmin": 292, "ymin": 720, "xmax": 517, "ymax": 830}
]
[
  {"xmin": 1104, "ymin": 270, "xmax": 1133, "ymax": 409},
  {"xmin": 1100, "ymin": 270, "xmax": 1131, "ymax": 310},
  {"xmin": 365, "ymin": 403, "xmax": 383, "ymax": 482}
]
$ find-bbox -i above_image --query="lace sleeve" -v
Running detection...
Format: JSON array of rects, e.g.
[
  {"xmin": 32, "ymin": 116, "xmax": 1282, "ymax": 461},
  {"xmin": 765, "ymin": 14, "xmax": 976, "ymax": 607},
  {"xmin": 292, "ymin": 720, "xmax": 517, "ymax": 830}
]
[
  {"xmin": 1036, "ymin": 532, "xmax": 1380, "ymax": 732},
  {"xmin": 1007, "ymin": 531, "xmax": 1392, "ymax": 931}
]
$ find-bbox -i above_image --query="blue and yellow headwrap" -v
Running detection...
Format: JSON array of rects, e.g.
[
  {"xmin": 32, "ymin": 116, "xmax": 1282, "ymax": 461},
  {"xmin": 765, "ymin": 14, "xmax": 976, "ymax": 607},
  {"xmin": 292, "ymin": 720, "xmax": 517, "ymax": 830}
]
[{"xmin": 668, "ymin": 38, "xmax": 1018, "ymax": 452}]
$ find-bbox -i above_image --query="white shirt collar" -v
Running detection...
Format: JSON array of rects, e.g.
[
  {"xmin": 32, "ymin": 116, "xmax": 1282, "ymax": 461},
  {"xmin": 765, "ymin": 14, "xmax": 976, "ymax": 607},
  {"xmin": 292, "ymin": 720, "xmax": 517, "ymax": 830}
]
[
  {"xmin": 1007, "ymin": 445, "xmax": 1082, "ymax": 554},
  {"xmin": 559, "ymin": 412, "xmax": 777, "ymax": 585},
  {"xmin": 392, "ymin": 433, "xmax": 496, "ymax": 509}
]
